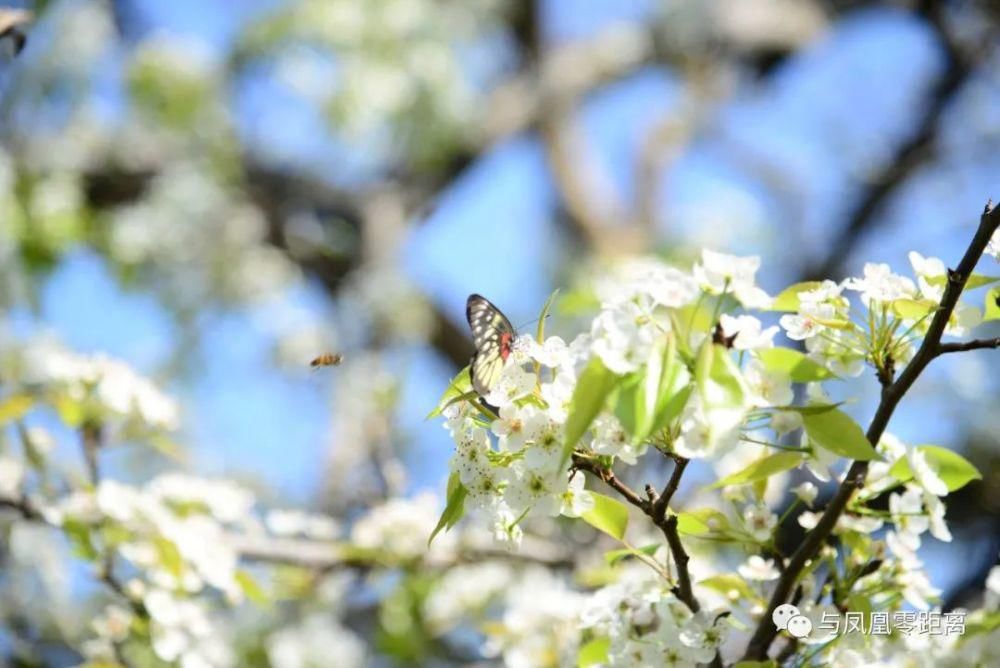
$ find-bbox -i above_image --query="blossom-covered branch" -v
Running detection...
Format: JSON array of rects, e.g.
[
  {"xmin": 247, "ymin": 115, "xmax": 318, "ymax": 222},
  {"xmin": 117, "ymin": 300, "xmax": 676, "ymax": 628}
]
[{"xmin": 741, "ymin": 201, "xmax": 1000, "ymax": 661}]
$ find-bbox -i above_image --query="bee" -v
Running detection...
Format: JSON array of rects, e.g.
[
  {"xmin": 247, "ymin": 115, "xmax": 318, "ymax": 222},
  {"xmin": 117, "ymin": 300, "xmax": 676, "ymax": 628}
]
[{"xmin": 310, "ymin": 353, "xmax": 343, "ymax": 369}]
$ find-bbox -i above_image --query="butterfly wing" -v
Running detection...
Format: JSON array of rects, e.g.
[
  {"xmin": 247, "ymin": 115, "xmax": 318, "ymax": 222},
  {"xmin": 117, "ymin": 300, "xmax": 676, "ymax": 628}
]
[{"xmin": 466, "ymin": 294, "xmax": 516, "ymax": 397}]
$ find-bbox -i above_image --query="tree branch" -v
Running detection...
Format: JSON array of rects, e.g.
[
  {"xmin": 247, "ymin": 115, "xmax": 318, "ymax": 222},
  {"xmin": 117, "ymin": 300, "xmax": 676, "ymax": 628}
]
[
  {"xmin": 741, "ymin": 201, "xmax": 1000, "ymax": 661},
  {"xmin": 573, "ymin": 455, "xmax": 703, "ymax": 615},
  {"xmin": 936, "ymin": 337, "xmax": 1000, "ymax": 355}
]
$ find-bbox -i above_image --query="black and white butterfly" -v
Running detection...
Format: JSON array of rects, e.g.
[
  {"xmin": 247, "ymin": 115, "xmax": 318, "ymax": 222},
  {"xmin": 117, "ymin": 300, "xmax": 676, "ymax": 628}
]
[{"xmin": 466, "ymin": 294, "xmax": 516, "ymax": 397}]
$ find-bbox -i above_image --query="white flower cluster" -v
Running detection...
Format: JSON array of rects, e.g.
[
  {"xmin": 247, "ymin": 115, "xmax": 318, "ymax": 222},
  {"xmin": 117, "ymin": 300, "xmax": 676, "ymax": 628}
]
[
  {"xmin": 245, "ymin": 0, "xmax": 500, "ymax": 158},
  {"xmin": 441, "ymin": 251, "xmax": 785, "ymax": 543},
  {"xmin": 423, "ymin": 561, "xmax": 512, "ymax": 633},
  {"xmin": 580, "ymin": 572, "xmax": 727, "ymax": 666},
  {"xmin": 483, "ymin": 568, "xmax": 584, "ymax": 668},
  {"xmin": 780, "ymin": 253, "xmax": 984, "ymax": 378},
  {"xmin": 21, "ymin": 341, "xmax": 180, "ymax": 431},
  {"xmin": 350, "ymin": 491, "xmax": 446, "ymax": 558}
]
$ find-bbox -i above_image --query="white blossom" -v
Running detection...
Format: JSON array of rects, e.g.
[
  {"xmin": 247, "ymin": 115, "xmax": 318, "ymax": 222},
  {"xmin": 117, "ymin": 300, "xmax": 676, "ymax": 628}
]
[
  {"xmin": 695, "ymin": 249, "xmax": 772, "ymax": 308},
  {"xmin": 842, "ymin": 262, "xmax": 916, "ymax": 305},
  {"xmin": 907, "ymin": 449, "xmax": 948, "ymax": 497},
  {"xmin": 719, "ymin": 314, "xmax": 778, "ymax": 350},
  {"xmin": 738, "ymin": 555, "xmax": 780, "ymax": 581},
  {"xmin": 793, "ymin": 481, "xmax": 818, "ymax": 507}
]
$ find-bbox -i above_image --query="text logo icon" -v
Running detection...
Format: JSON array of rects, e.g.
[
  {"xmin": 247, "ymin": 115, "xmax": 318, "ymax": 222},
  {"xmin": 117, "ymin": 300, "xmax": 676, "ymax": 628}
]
[{"xmin": 773, "ymin": 603, "xmax": 812, "ymax": 638}]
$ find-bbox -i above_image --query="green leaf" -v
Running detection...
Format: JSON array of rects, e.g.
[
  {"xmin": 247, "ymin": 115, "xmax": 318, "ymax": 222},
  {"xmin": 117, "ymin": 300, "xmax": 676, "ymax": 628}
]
[
  {"xmin": 755, "ymin": 348, "xmax": 837, "ymax": 382},
  {"xmin": 926, "ymin": 273, "xmax": 1000, "ymax": 290},
  {"xmin": 562, "ymin": 357, "xmax": 621, "ymax": 467},
  {"xmin": 426, "ymin": 367, "xmax": 472, "ymax": 419},
  {"xmin": 700, "ymin": 574, "xmax": 757, "ymax": 601},
  {"xmin": 536, "ymin": 289, "xmax": 560, "ymax": 342},
  {"xmin": 603, "ymin": 543, "xmax": 659, "ymax": 566},
  {"xmin": 63, "ymin": 519, "xmax": 99, "ymax": 561},
  {"xmin": 985, "ymin": 287, "xmax": 1000, "ymax": 322},
  {"xmin": 648, "ymin": 336, "xmax": 692, "ymax": 436},
  {"xmin": 888, "ymin": 445, "xmax": 982, "ymax": 492},
  {"xmin": 709, "ymin": 452, "xmax": 804, "ymax": 489},
  {"xmin": 781, "ymin": 402, "xmax": 843, "ymax": 415},
  {"xmin": 676, "ymin": 508, "xmax": 730, "ymax": 535},
  {"xmin": 235, "ymin": 569, "xmax": 269, "ymax": 606},
  {"xmin": 613, "ymin": 370, "xmax": 646, "ymax": 440},
  {"xmin": 694, "ymin": 343, "xmax": 748, "ymax": 444},
  {"xmin": 581, "ymin": 492, "xmax": 629, "ymax": 541},
  {"xmin": 892, "ymin": 298, "xmax": 937, "ymax": 320},
  {"xmin": 768, "ymin": 281, "xmax": 825, "ymax": 312},
  {"xmin": 154, "ymin": 536, "xmax": 185, "ymax": 579},
  {"xmin": 733, "ymin": 662, "xmax": 777, "ymax": 668},
  {"xmin": 577, "ymin": 637, "xmax": 610, "ymax": 667},
  {"xmin": 428, "ymin": 472, "xmax": 468, "ymax": 546},
  {"xmin": 0, "ymin": 393, "xmax": 34, "ymax": 426},
  {"xmin": 803, "ymin": 408, "xmax": 878, "ymax": 461}
]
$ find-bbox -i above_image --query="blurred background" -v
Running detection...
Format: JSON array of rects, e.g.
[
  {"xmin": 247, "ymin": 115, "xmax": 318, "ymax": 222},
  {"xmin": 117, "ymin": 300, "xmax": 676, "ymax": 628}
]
[{"xmin": 0, "ymin": 0, "xmax": 998, "ymax": 663}]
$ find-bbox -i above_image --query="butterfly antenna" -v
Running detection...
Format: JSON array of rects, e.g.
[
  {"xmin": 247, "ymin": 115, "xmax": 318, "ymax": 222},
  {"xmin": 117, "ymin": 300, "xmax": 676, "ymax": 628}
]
[{"xmin": 514, "ymin": 314, "xmax": 550, "ymax": 333}]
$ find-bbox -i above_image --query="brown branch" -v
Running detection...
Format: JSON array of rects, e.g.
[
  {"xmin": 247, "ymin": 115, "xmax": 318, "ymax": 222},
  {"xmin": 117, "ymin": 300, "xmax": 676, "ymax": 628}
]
[
  {"xmin": 652, "ymin": 457, "xmax": 689, "ymax": 522},
  {"xmin": 936, "ymin": 337, "xmax": 1000, "ymax": 355},
  {"xmin": 741, "ymin": 201, "xmax": 1000, "ymax": 661},
  {"xmin": 573, "ymin": 454, "xmax": 704, "ymax": 616}
]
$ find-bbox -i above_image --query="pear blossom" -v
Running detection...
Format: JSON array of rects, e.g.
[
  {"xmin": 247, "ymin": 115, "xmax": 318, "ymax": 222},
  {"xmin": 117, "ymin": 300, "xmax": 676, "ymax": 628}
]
[
  {"xmin": 924, "ymin": 493, "xmax": 952, "ymax": 542},
  {"xmin": 744, "ymin": 359, "xmax": 793, "ymax": 407},
  {"xmin": 719, "ymin": 314, "xmax": 778, "ymax": 350},
  {"xmin": 590, "ymin": 414, "xmax": 646, "ymax": 465},
  {"xmin": 779, "ymin": 302, "xmax": 838, "ymax": 341},
  {"xmin": 484, "ymin": 364, "xmax": 537, "ymax": 408},
  {"xmin": 986, "ymin": 229, "xmax": 1000, "ymax": 261},
  {"xmin": 843, "ymin": 262, "xmax": 917, "ymax": 305},
  {"xmin": 771, "ymin": 410, "xmax": 803, "ymax": 435},
  {"xmin": 558, "ymin": 473, "xmax": 594, "ymax": 517},
  {"xmin": 590, "ymin": 300, "xmax": 657, "ymax": 374},
  {"xmin": 793, "ymin": 481, "xmax": 818, "ymax": 506},
  {"xmin": 0, "ymin": 456, "xmax": 25, "ymax": 498},
  {"xmin": 907, "ymin": 448, "xmax": 948, "ymax": 497},
  {"xmin": 491, "ymin": 403, "xmax": 546, "ymax": 451},
  {"xmin": 694, "ymin": 249, "xmax": 772, "ymax": 308},
  {"xmin": 742, "ymin": 503, "xmax": 778, "ymax": 542},
  {"xmin": 909, "ymin": 251, "xmax": 947, "ymax": 300},
  {"xmin": 738, "ymin": 555, "xmax": 780, "ymax": 581}
]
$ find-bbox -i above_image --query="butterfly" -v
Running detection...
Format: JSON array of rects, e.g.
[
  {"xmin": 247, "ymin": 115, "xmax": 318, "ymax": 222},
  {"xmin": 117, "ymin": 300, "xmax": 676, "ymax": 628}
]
[{"xmin": 466, "ymin": 294, "xmax": 516, "ymax": 397}]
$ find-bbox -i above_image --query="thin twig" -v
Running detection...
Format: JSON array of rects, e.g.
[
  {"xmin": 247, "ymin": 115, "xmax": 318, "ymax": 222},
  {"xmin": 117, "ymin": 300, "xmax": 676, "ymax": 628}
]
[
  {"xmin": 572, "ymin": 455, "xmax": 704, "ymax": 615},
  {"xmin": 741, "ymin": 202, "xmax": 1000, "ymax": 661},
  {"xmin": 936, "ymin": 338, "xmax": 1000, "ymax": 355}
]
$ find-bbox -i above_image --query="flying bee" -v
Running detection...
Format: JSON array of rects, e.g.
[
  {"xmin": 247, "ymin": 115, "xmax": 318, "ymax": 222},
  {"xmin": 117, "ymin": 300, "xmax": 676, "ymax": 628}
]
[{"xmin": 310, "ymin": 353, "xmax": 343, "ymax": 370}]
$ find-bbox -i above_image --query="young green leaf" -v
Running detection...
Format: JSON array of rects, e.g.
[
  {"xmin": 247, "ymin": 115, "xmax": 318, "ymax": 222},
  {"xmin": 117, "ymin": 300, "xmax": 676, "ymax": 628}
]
[
  {"xmin": 755, "ymin": 348, "xmax": 837, "ymax": 382},
  {"xmin": 536, "ymin": 288, "xmax": 560, "ymax": 342},
  {"xmin": 0, "ymin": 393, "xmax": 34, "ymax": 426},
  {"xmin": 235, "ymin": 569, "xmax": 269, "ymax": 606},
  {"xmin": 891, "ymin": 298, "xmax": 937, "ymax": 321},
  {"xmin": 577, "ymin": 637, "xmax": 610, "ymax": 667},
  {"xmin": 676, "ymin": 508, "xmax": 730, "ymax": 535},
  {"xmin": 888, "ymin": 445, "xmax": 982, "ymax": 492},
  {"xmin": 562, "ymin": 357, "xmax": 621, "ymax": 467},
  {"xmin": 768, "ymin": 281, "xmax": 825, "ymax": 312},
  {"xmin": 709, "ymin": 452, "xmax": 804, "ymax": 489},
  {"xmin": 603, "ymin": 543, "xmax": 660, "ymax": 566},
  {"xmin": 985, "ymin": 287, "xmax": 1000, "ymax": 322},
  {"xmin": 426, "ymin": 366, "xmax": 472, "ymax": 419},
  {"xmin": 581, "ymin": 492, "xmax": 629, "ymax": 541},
  {"xmin": 699, "ymin": 574, "xmax": 757, "ymax": 601},
  {"xmin": 428, "ymin": 472, "xmax": 468, "ymax": 545},
  {"xmin": 803, "ymin": 408, "xmax": 878, "ymax": 461},
  {"xmin": 926, "ymin": 273, "xmax": 1000, "ymax": 290}
]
